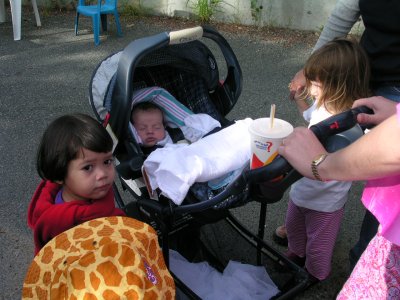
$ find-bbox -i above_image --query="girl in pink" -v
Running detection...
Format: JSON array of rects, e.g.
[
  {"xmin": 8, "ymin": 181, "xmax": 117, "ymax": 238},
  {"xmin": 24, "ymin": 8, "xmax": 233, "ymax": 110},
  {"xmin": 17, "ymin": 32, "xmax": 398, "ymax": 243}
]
[{"xmin": 336, "ymin": 100, "xmax": 400, "ymax": 299}]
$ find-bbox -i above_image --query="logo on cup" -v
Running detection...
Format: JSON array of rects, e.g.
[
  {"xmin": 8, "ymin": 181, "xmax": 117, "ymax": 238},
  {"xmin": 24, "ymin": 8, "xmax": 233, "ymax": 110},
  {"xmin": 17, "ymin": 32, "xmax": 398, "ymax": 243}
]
[{"xmin": 255, "ymin": 141, "xmax": 273, "ymax": 152}]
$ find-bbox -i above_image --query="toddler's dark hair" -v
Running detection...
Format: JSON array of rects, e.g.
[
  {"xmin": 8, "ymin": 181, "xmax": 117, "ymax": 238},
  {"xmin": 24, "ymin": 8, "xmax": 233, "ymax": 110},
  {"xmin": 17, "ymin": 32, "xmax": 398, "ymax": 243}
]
[{"xmin": 36, "ymin": 114, "xmax": 113, "ymax": 182}]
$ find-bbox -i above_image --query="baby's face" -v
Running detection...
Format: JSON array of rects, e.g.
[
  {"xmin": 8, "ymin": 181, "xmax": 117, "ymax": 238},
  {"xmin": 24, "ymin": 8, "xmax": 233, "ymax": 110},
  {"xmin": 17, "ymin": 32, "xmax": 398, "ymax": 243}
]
[{"xmin": 132, "ymin": 109, "xmax": 166, "ymax": 147}]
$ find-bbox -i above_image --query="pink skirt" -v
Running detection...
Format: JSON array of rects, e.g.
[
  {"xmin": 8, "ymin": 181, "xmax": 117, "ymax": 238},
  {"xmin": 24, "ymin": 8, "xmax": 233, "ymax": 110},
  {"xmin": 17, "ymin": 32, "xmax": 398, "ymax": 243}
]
[{"xmin": 337, "ymin": 230, "xmax": 400, "ymax": 299}]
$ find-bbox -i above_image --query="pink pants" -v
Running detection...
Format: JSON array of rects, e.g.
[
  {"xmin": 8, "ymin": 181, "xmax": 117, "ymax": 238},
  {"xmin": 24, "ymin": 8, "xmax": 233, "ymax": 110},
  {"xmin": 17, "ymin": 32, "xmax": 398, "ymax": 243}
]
[{"xmin": 285, "ymin": 198, "xmax": 344, "ymax": 280}]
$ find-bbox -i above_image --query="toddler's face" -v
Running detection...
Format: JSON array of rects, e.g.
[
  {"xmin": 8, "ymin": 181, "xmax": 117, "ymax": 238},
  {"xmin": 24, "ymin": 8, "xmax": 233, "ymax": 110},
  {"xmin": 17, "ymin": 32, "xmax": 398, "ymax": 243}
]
[
  {"xmin": 132, "ymin": 109, "xmax": 166, "ymax": 147},
  {"xmin": 61, "ymin": 148, "xmax": 115, "ymax": 202}
]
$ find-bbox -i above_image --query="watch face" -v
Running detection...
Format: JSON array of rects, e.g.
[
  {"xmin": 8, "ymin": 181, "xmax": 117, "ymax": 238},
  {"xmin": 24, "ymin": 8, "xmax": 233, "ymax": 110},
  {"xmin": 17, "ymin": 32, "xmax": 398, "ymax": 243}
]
[{"xmin": 314, "ymin": 154, "xmax": 327, "ymax": 165}]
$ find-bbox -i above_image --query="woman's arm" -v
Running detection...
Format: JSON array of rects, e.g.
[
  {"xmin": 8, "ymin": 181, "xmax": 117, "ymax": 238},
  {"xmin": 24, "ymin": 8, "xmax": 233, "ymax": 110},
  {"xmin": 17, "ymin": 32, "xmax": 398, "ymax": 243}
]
[
  {"xmin": 289, "ymin": 0, "xmax": 360, "ymax": 99},
  {"xmin": 278, "ymin": 113, "xmax": 400, "ymax": 181},
  {"xmin": 313, "ymin": 0, "xmax": 361, "ymax": 51}
]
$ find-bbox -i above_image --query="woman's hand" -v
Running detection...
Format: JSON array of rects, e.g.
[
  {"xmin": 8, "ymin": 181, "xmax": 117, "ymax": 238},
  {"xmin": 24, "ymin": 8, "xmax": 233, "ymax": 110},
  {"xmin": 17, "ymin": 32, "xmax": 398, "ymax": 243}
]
[
  {"xmin": 279, "ymin": 113, "xmax": 400, "ymax": 182},
  {"xmin": 353, "ymin": 96, "xmax": 397, "ymax": 125},
  {"xmin": 278, "ymin": 127, "xmax": 327, "ymax": 179}
]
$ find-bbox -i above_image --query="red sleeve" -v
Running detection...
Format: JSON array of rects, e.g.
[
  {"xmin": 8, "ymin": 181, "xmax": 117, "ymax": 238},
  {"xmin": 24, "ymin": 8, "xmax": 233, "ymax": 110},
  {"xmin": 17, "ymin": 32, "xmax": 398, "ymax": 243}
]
[{"xmin": 27, "ymin": 180, "xmax": 60, "ymax": 230}]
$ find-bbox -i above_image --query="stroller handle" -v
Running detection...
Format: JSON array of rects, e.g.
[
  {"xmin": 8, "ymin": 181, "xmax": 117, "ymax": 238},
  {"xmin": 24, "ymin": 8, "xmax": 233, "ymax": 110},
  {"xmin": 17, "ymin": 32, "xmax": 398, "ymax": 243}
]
[
  {"xmin": 310, "ymin": 105, "xmax": 373, "ymax": 141},
  {"xmin": 243, "ymin": 105, "xmax": 373, "ymax": 184},
  {"xmin": 109, "ymin": 26, "xmax": 242, "ymax": 141},
  {"xmin": 173, "ymin": 105, "xmax": 373, "ymax": 214}
]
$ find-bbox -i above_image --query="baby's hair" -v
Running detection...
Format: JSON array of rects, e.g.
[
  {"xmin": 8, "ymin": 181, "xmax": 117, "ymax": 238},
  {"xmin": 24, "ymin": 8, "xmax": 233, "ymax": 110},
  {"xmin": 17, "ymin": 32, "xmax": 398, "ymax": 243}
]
[
  {"xmin": 36, "ymin": 114, "xmax": 113, "ymax": 182},
  {"xmin": 304, "ymin": 38, "xmax": 371, "ymax": 113},
  {"xmin": 131, "ymin": 102, "xmax": 164, "ymax": 124}
]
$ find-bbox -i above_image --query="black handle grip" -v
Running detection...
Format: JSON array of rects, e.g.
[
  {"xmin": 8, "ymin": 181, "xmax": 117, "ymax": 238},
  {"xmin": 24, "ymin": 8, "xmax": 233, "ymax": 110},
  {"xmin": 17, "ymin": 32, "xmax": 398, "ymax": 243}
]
[{"xmin": 310, "ymin": 106, "xmax": 373, "ymax": 141}]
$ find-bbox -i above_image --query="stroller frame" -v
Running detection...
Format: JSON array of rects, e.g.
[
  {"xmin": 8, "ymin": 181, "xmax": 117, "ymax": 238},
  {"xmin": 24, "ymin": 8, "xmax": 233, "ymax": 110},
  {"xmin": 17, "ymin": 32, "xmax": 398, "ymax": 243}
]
[{"xmin": 90, "ymin": 25, "xmax": 370, "ymax": 299}]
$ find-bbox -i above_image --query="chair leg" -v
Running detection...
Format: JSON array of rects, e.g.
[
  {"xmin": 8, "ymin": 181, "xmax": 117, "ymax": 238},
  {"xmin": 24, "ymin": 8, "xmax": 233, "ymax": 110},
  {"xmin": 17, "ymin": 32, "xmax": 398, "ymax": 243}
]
[
  {"xmin": 10, "ymin": 0, "xmax": 21, "ymax": 40},
  {"xmin": 31, "ymin": 0, "xmax": 41, "ymax": 27},
  {"xmin": 75, "ymin": 12, "xmax": 79, "ymax": 35},
  {"xmin": 92, "ymin": 14, "xmax": 100, "ymax": 45},
  {"xmin": 114, "ymin": 12, "xmax": 122, "ymax": 36},
  {"xmin": 100, "ymin": 14, "xmax": 107, "ymax": 32},
  {"xmin": 1, "ymin": 0, "xmax": 6, "ymax": 23}
]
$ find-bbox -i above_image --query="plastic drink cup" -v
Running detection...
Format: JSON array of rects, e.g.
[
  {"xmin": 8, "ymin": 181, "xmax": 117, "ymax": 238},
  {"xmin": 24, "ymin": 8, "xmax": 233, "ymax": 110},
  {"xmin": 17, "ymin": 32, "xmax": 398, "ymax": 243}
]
[{"xmin": 248, "ymin": 118, "xmax": 293, "ymax": 169}]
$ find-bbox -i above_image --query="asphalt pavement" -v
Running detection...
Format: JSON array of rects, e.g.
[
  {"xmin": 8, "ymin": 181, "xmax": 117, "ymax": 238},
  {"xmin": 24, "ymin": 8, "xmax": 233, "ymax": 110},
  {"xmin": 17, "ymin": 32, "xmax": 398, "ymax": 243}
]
[{"xmin": 0, "ymin": 11, "xmax": 366, "ymax": 299}]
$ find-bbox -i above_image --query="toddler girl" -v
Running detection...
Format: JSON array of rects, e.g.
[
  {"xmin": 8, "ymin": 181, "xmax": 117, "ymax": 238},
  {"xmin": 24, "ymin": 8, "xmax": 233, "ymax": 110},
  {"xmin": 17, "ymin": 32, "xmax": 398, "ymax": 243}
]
[
  {"xmin": 284, "ymin": 38, "xmax": 370, "ymax": 282},
  {"xmin": 28, "ymin": 114, "xmax": 125, "ymax": 254}
]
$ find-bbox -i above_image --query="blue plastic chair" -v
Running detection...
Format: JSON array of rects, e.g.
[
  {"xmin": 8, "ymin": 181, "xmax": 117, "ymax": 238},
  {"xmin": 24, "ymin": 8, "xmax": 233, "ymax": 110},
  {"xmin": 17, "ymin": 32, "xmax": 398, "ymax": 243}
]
[{"xmin": 75, "ymin": 0, "xmax": 122, "ymax": 46}]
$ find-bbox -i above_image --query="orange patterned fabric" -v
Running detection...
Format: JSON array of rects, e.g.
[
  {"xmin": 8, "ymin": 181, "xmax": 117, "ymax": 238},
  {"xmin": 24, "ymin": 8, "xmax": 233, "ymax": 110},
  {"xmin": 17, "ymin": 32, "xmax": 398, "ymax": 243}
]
[{"xmin": 22, "ymin": 216, "xmax": 175, "ymax": 299}]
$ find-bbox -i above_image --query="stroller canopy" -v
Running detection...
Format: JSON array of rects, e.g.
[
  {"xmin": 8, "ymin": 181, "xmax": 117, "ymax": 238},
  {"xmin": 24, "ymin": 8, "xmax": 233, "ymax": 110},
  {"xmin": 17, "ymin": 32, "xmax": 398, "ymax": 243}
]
[{"xmin": 89, "ymin": 26, "xmax": 242, "ymax": 142}]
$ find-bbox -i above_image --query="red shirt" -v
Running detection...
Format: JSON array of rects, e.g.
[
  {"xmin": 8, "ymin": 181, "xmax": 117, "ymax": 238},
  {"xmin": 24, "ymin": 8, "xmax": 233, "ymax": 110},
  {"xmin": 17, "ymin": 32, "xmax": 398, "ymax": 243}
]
[{"xmin": 27, "ymin": 180, "xmax": 125, "ymax": 254}]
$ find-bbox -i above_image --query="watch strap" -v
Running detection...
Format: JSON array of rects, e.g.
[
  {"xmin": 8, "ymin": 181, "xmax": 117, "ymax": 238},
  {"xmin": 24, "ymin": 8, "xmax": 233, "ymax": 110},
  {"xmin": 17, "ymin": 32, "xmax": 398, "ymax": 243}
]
[{"xmin": 311, "ymin": 153, "xmax": 328, "ymax": 181}]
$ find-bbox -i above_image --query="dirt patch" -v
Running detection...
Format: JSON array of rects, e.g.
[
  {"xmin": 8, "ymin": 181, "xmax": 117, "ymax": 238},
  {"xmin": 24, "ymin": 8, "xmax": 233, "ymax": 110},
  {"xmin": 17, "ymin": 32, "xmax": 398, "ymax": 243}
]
[
  {"xmin": 125, "ymin": 15, "xmax": 319, "ymax": 48},
  {"xmin": 43, "ymin": 10, "xmax": 319, "ymax": 48}
]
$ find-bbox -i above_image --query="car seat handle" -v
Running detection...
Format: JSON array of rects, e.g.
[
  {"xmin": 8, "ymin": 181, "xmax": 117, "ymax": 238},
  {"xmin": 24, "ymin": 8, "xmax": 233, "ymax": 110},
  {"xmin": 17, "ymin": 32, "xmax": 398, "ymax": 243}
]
[{"xmin": 169, "ymin": 26, "xmax": 203, "ymax": 44}]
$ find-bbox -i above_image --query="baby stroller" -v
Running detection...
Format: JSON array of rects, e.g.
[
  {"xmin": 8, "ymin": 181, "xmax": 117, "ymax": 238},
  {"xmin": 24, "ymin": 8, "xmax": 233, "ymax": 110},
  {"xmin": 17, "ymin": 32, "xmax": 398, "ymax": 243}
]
[{"xmin": 89, "ymin": 25, "xmax": 370, "ymax": 299}]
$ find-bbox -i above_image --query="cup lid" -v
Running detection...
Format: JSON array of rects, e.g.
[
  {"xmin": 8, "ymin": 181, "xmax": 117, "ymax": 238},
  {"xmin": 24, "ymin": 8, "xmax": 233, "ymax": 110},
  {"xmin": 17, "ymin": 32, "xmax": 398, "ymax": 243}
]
[{"xmin": 249, "ymin": 118, "xmax": 293, "ymax": 139}]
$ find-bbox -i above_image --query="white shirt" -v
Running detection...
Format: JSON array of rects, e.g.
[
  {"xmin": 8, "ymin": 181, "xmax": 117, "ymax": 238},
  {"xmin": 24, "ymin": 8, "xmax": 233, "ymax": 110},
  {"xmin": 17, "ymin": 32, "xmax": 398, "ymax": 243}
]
[{"xmin": 289, "ymin": 102, "xmax": 351, "ymax": 212}]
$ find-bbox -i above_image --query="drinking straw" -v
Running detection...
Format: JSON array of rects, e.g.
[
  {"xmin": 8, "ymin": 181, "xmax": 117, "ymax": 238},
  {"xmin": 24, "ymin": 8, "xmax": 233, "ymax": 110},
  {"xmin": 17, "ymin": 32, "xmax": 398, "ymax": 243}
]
[{"xmin": 270, "ymin": 104, "xmax": 276, "ymax": 128}]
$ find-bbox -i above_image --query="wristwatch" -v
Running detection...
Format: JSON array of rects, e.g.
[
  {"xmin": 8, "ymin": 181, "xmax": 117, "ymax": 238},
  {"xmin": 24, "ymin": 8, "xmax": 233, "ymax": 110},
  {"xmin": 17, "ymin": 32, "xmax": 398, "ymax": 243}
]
[{"xmin": 311, "ymin": 153, "xmax": 328, "ymax": 181}]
